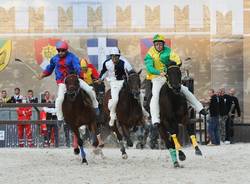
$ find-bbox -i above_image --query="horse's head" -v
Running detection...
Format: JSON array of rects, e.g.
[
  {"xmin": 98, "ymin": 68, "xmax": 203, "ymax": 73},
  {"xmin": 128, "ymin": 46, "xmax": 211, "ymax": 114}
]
[
  {"xmin": 167, "ymin": 62, "xmax": 182, "ymax": 93},
  {"xmin": 64, "ymin": 74, "xmax": 80, "ymax": 100},
  {"xmin": 125, "ymin": 69, "xmax": 142, "ymax": 100}
]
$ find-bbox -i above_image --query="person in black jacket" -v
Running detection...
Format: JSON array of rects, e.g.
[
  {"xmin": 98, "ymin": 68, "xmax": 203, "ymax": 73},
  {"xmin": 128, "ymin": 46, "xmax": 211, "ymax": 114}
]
[
  {"xmin": 207, "ymin": 89, "xmax": 220, "ymax": 145},
  {"xmin": 9, "ymin": 87, "xmax": 23, "ymax": 103},
  {"xmin": 224, "ymin": 88, "xmax": 241, "ymax": 144},
  {"xmin": 41, "ymin": 91, "xmax": 59, "ymax": 147},
  {"xmin": 218, "ymin": 88, "xmax": 231, "ymax": 142}
]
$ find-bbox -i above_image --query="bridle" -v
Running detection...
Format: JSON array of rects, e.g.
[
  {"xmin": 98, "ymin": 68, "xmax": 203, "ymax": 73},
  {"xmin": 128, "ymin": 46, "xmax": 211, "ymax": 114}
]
[{"xmin": 65, "ymin": 74, "xmax": 80, "ymax": 101}]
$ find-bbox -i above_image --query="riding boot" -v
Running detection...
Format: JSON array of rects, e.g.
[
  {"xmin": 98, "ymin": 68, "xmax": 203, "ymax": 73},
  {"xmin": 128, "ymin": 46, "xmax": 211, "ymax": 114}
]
[
  {"xmin": 94, "ymin": 107, "xmax": 99, "ymax": 115},
  {"xmin": 150, "ymin": 123, "xmax": 160, "ymax": 149}
]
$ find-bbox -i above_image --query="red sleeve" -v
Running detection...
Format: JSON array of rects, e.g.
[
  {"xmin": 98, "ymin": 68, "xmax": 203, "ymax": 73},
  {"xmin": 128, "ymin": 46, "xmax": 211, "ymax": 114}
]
[{"xmin": 88, "ymin": 64, "xmax": 99, "ymax": 79}]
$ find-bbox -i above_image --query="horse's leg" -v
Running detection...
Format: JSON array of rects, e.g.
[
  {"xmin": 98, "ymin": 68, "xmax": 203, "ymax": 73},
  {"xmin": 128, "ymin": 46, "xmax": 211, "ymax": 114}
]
[
  {"xmin": 74, "ymin": 128, "xmax": 88, "ymax": 164},
  {"xmin": 121, "ymin": 124, "xmax": 133, "ymax": 147},
  {"xmin": 113, "ymin": 124, "xmax": 127, "ymax": 159},
  {"xmin": 158, "ymin": 125, "xmax": 181, "ymax": 168},
  {"xmin": 89, "ymin": 122, "xmax": 104, "ymax": 157},
  {"xmin": 186, "ymin": 121, "xmax": 202, "ymax": 156},
  {"xmin": 168, "ymin": 118, "xmax": 186, "ymax": 161}
]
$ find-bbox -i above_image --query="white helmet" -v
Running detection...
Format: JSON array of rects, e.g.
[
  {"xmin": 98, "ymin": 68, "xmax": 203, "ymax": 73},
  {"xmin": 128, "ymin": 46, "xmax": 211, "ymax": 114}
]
[{"xmin": 109, "ymin": 47, "xmax": 120, "ymax": 56}]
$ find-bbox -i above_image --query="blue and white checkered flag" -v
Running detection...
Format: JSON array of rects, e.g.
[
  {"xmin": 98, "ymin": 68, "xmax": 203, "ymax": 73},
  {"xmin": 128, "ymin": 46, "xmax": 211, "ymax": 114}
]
[{"xmin": 87, "ymin": 37, "xmax": 118, "ymax": 71}]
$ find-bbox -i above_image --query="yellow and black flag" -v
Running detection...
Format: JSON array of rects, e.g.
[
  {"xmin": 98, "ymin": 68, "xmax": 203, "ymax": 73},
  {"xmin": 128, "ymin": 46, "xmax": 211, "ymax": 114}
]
[{"xmin": 0, "ymin": 40, "xmax": 12, "ymax": 72}]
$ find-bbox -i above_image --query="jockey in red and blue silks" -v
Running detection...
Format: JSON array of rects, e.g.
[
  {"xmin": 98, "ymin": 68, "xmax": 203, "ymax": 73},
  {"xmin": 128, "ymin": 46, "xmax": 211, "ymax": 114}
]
[{"xmin": 37, "ymin": 41, "xmax": 99, "ymax": 121}]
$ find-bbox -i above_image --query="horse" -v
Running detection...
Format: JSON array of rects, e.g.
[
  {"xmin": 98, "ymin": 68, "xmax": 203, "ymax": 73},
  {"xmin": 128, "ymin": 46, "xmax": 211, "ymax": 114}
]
[
  {"xmin": 102, "ymin": 69, "xmax": 146, "ymax": 159},
  {"xmin": 158, "ymin": 62, "xmax": 202, "ymax": 168},
  {"xmin": 62, "ymin": 74, "xmax": 102, "ymax": 164}
]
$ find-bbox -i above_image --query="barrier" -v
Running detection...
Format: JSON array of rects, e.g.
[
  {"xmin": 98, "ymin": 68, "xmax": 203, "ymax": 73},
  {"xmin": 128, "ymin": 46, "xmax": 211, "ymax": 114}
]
[{"xmin": 0, "ymin": 103, "xmax": 72, "ymax": 148}]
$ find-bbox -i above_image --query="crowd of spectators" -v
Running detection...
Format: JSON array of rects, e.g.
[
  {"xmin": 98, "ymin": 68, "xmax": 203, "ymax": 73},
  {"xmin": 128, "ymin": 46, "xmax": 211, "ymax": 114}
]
[
  {"xmin": 201, "ymin": 87, "xmax": 241, "ymax": 146},
  {"xmin": 0, "ymin": 87, "xmax": 70, "ymax": 148}
]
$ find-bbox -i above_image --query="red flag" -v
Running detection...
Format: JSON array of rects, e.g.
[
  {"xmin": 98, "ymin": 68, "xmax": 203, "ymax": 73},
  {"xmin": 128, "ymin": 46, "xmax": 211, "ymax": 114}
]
[{"xmin": 34, "ymin": 38, "xmax": 60, "ymax": 69}]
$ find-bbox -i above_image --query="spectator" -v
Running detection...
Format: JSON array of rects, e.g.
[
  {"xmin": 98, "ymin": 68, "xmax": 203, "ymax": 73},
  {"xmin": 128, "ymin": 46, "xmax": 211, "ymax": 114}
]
[
  {"xmin": 207, "ymin": 89, "xmax": 220, "ymax": 146},
  {"xmin": 41, "ymin": 91, "xmax": 59, "ymax": 147},
  {"xmin": 0, "ymin": 90, "xmax": 11, "ymax": 103},
  {"xmin": 218, "ymin": 88, "xmax": 231, "ymax": 142},
  {"xmin": 16, "ymin": 97, "xmax": 33, "ymax": 147},
  {"xmin": 27, "ymin": 89, "xmax": 38, "ymax": 103},
  {"xmin": 10, "ymin": 87, "xmax": 23, "ymax": 103},
  {"xmin": 224, "ymin": 88, "xmax": 241, "ymax": 144}
]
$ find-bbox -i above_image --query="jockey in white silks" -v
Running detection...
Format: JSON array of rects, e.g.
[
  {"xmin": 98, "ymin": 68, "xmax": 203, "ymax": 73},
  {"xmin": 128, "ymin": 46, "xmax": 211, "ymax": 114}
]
[
  {"xmin": 37, "ymin": 41, "xmax": 99, "ymax": 121},
  {"xmin": 98, "ymin": 47, "xmax": 149, "ymax": 127}
]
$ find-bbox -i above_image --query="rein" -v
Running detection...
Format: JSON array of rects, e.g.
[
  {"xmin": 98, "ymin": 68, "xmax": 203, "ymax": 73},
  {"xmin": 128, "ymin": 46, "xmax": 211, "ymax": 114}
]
[{"xmin": 166, "ymin": 65, "xmax": 181, "ymax": 92}]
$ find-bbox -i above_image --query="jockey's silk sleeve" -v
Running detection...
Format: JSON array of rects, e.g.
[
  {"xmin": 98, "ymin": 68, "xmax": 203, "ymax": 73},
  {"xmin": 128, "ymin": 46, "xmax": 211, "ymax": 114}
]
[
  {"xmin": 43, "ymin": 57, "xmax": 56, "ymax": 76},
  {"xmin": 71, "ymin": 54, "xmax": 82, "ymax": 76}
]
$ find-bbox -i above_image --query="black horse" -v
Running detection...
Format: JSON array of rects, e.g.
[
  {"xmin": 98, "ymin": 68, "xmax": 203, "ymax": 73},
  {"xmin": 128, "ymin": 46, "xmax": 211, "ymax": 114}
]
[
  {"xmin": 62, "ymin": 74, "xmax": 102, "ymax": 164},
  {"xmin": 102, "ymin": 69, "xmax": 146, "ymax": 159},
  {"xmin": 158, "ymin": 63, "xmax": 202, "ymax": 168}
]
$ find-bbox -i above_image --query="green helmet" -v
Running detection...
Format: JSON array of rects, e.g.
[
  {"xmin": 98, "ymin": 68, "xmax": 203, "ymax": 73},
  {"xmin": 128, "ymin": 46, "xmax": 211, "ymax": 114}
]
[{"xmin": 153, "ymin": 34, "xmax": 165, "ymax": 42}]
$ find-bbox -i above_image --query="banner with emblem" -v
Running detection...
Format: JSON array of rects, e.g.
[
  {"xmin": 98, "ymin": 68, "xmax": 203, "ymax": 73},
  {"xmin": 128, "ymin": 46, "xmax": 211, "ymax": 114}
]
[
  {"xmin": 34, "ymin": 38, "xmax": 60, "ymax": 69},
  {"xmin": 0, "ymin": 40, "xmax": 12, "ymax": 72},
  {"xmin": 140, "ymin": 38, "xmax": 171, "ymax": 62},
  {"xmin": 87, "ymin": 37, "xmax": 118, "ymax": 71}
]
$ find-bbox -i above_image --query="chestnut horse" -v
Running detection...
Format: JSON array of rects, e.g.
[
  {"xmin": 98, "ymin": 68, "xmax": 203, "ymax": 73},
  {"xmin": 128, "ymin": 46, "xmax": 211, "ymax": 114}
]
[{"xmin": 62, "ymin": 74, "xmax": 101, "ymax": 164}]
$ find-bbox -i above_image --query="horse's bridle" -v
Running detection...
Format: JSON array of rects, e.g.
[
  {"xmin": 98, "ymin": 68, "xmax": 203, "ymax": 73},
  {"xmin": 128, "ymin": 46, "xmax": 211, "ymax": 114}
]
[
  {"xmin": 166, "ymin": 65, "xmax": 181, "ymax": 93},
  {"xmin": 65, "ymin": 74, "xmax": 81, "ymax": 101},
  {"xmin": 125, "ymin": 72, "xmax": 141, "ymax": 101}
]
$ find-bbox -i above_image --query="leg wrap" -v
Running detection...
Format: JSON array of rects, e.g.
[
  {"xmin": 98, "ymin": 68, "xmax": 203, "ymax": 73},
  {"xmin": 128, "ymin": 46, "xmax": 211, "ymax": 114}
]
[
  {"xmin": 190, "ymin": 135, "xmax": 198, "ymax": 147},
  {"xmin": 171, "ymin": 134, "xmax": 182, "ymax": 150}
]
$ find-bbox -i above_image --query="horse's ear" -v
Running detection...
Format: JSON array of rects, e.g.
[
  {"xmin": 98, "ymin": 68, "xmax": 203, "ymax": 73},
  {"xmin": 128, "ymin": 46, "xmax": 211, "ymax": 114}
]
[
  {"xmin": 167, "ymin": 60, "xmax": 177, "ymax": 67},
  {"xmin": 137, "ymin": 69, "xmax": 142, "ymax": 75}
]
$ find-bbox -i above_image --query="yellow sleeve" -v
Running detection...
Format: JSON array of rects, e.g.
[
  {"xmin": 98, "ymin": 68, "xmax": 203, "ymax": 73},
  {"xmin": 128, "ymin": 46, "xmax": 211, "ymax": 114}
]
[{"xmin": 169, "ymin": 51, "xmax": 182, "ymax": 66}]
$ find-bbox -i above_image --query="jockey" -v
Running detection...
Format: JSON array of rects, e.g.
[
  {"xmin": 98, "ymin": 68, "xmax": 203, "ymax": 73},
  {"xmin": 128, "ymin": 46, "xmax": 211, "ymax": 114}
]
[
  {"xmin": 144, "ymin": 34, "xmax": 207, "ymax": 128},
  {"xmin": 80, "ymin": 58, "xmax": 99, "ymax": 85},
  {"xmin": 37, "ymin": 41, "xmax": 99, "ymax": 121},
  {"xmin": 99, "ymin": 47, "xmax": 149, "ymax": 127}
]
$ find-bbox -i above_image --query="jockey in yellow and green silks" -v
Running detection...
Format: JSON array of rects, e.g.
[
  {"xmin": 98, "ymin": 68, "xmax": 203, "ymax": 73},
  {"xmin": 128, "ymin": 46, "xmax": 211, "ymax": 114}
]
[
  {"xmin": 144, "ymin": 34, "xmax": 206, "ymax": 126},
  {"xmin": 144, "ymin": 34, "xmax": 205, "ymax": 165}
]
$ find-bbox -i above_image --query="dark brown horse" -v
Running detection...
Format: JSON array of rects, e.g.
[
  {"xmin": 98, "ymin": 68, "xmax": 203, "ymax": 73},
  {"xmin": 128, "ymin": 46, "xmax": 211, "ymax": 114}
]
[
  {"xmin": 158, "ymin": 62, "xmax": 202, "ymax": 168},
  {"xmin": 62, "ymin": 74, "xmax": 101, "ymax": 164},
  {"xmin": 102, "ymin": 69, "xmax": 145, "ymax": 159}
]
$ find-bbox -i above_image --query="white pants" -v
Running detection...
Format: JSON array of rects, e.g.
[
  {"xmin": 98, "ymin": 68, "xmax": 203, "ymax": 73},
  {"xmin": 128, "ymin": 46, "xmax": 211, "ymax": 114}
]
[
  {"xmin": 55, "ymin": 78, "xmax": 99, "ymax": 120},
  {"xmin": 150, "ymin": 76, "xmax": 203, "ymax": 125},
  {"xmin": 108, "ymin": 80, "xmax": 124, "ymax": 121}
]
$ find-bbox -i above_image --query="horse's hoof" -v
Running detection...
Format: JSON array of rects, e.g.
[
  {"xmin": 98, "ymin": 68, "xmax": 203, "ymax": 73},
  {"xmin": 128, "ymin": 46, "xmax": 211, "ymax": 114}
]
[
  {"xmin": 93, "ymin": 147, "xmax": 101, "ymax": 155},
  {"xmin": 74, "ymin": 148, "xmax": 80, "ymax": 155},
  {"xmin": 178, "ymin": 150, "xmax": 186, "ymax": 161},
  {"xmin": 126, "ymin": 139, "xmax": 133, "ymax": 147},
  {"xmin": 82, "ymin": 158, "xmax": 88, "ymax": 165},
  {"xmin": 136, "ymin": 143, "xmax": 144, "ymax": 149},
  {"xmin": 195, "ymin": 146, "xmax": 202, "ymax": 156},
  {"xmin": 122, "ymin": 153, "xmax": 128, "ymax": 159},
  {"xmin": 173, "ymin": 161, "xmax": 183, "ymax": 168},
  {"xmin": 98, "ymin": 143, "xmax": 105, "ymax": 148}
]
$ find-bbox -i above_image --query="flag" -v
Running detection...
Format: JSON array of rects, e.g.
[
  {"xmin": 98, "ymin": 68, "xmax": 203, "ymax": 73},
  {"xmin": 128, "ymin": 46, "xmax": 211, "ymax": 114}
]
[
  {"xmin": 0, "ymin": 40, "xmax": 12, "ymax": 72},
  {"xmin": 87, "ymin": 37, "xmax": 118, "ymax": 70},
  {"xmin": 34, "ymin": 38, "xmax": 60, "ymax": 69},
  {"xmin": 140, "ymin": 38, "xmax": 171, "ymax": 61}
]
